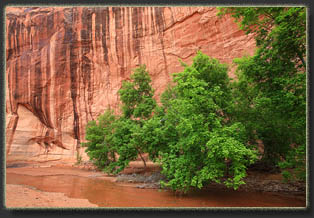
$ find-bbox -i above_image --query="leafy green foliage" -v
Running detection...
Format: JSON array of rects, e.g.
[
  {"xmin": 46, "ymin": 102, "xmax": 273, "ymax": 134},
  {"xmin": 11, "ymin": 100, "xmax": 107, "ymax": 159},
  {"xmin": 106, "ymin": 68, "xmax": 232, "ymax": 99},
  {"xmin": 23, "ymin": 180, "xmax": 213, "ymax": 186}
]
[
  {"xmin": 84, "ymin": 65, "xmax": 156, "ymax": 174},
  {"xmin": 114, "ymin": 65, "xmax": 157, "ymax": 171},
  {"xmin": 108, "ymin": 117, "xmax": 139, "ymax": 174},
  {"xmin": 83, "ymin": 110, "xmax": 117, "ymax": 169},
  {"xmin": 278, "ymin": 144, "xmax": 306, "ymax": 182},
  {"xmin": 219, "ymin": 7, "xmax": 306, "ymax": 179},
  {"xmin": 133, "ymin": 111, "xmax": 169, "ymax": 162},
  {"xmin": 118, "ymin": 65, "xmax": 156, "ymax": 120},
  {"xmin": 156, "ymin": 52, "xmax": 257, "ymax": 192}
]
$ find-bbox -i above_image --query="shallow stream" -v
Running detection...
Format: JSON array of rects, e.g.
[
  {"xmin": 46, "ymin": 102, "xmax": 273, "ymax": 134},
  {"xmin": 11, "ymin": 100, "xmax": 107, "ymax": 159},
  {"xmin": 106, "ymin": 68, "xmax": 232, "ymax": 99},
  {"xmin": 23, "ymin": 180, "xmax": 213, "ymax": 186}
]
[{"xmin": 6, "ymin": 172, "xmax": 306, "ymax": 208}]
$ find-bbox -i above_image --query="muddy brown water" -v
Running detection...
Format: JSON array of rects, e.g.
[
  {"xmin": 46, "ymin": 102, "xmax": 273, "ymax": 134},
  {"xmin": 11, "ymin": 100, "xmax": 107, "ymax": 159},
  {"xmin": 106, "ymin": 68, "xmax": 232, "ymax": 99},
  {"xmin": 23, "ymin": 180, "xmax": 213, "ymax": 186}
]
[{"xmin": 6, "ymin": 172, "xmax": 306, "ymax": 208}]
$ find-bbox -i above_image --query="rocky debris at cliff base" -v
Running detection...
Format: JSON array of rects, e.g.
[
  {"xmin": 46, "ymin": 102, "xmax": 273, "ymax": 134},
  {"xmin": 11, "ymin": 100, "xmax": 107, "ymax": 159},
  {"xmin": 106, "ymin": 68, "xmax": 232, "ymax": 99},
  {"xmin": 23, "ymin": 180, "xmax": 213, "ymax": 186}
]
[
  {"xmin": 136, "ymin": 183, "xmax": 161, "ymax": 189},
  {"xmin": 115, "ymin": 169, "xmax": 306, "ymax": 194},
  {"xmin": 240, "ymin": 178, "xmax": 306, "ymax": 193},
  {"xmin": 116, "ymin": 172, "xmax": 165, "ymax": 189},
  {"xmin": 201, "ymin": 175, "xmax": 306, "ymax": 195}
]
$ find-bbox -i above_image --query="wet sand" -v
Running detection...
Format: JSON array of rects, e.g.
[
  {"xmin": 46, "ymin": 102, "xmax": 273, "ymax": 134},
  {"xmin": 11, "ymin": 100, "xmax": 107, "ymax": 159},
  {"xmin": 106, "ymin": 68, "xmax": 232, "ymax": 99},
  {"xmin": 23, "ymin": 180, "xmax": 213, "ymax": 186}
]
[{"xmin": 6, "ymin": 184, "xmax": 98, "ymax": 208}]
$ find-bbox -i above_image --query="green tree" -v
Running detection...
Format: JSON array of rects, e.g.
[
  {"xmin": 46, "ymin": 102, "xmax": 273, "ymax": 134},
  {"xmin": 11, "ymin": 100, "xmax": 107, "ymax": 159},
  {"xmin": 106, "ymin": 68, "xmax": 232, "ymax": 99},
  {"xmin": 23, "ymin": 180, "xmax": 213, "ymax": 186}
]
[
  {"xmin": 118, "ymin": 65, "xmax": 156, "ymax": 120},
  {"xmin": 83, "ymin": 109, "xmax": 117, "ymax": 169},
  {"xmin": 156, "ymin": 52, "xmax": 257, "ymax": 192},
  {"xmin": 219, "ymin": 7, "xmax": 306, "ymax": 180},
  {"xmin": 84, "ymin": 65, "xmax": 157, "ymax": 174},
  {"xmin": 115, "ymin": 65, "xmax": 157, "ymax": 170},
  {"xmin": 108, "ymin": 117, "xmax": 140, "ymax": 173}
]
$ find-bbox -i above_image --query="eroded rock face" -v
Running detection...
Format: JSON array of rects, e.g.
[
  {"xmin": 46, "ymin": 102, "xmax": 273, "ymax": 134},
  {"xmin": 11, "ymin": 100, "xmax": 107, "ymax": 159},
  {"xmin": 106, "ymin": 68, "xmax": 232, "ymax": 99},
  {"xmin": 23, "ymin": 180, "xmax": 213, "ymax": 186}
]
[{"xmin": 6, "ymin": 7, "xmax": 255, "ymax": 163}]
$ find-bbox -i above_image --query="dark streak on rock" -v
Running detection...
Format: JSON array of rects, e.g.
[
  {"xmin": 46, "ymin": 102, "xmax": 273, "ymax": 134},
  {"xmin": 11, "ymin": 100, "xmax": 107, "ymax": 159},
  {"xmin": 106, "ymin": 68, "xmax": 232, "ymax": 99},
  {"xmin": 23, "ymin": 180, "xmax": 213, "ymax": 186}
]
[
  {"xmin": 7, "ymin": 19, "xmax": 15, "ymax": 61},
  {"xmin": 32, "ymin": 62, "xmax": 42, "ymax": 123},
  {"xmin": 154, "ymin": 7, "xmax": 165, "ymax": 33},
  {"xmin": 33, "ymin": 61, "xmax": 46, "ymax": 127},
  {"xmin": 7, "ymin": 63, "xmax": 13, "ymax": 111},
  {"xmin": 132, "ymin": 7, "xmax": 143, "ymax": 64},
  {"xmin": 45, "ymin": 43, "xmax": 52, "ymax": 128},
  {"xmin": 127, "ymin": 8, "xmax": 132, "ymax": 59},
  {"xmin": 81, "ymin": 8, "xmax": 92, "ymax": 84},
  {"xmin": 113, "ymin": 7, "xmax": 125, "ymax": 77},
  {"xmin": 6, "ymin": 37, "xmax": 12, "ymax": 61},
  {"xmin": 132, "ymin": 7, "xmax": 143, "ymax": 39},
  {"xmin": 53, "ymin": 22, "xmax": 66, "ymax": 140},
  {"xmin": 15, "ymin": 20, "xmax": 20, "ymax": 54},
  {"xmin": 122, "ymin": 8, "xmax": 125, "ymax": 27},
  {"xmin": 8, "ymin": 18, "xmax": 16, "ymax": 61},
  {"xmin": 101, "ymin": 7, "xmax": 109, "ymax": 64},
  {"xmin": 95, "ymin": 8, "xmax": 101, "ymax": 40},
  {"xmin": 65, "ymin": 8, "xmax": 80, "ymax": 147},
  {"xmin": 14, "ymin": 60, "xmax": 19, "ymax": 101},
  {"xmin": 47, "ymin": 12, "xmax": 54, "ymax": 36},
  {"xmin": 154, "ymin": 7, "xmax": 169, "ymax": 76},
  {"xmin": 150, "ymin": 7, "xmax": 155, "ymax": 35},
  {"xmin": 143, "ymin": 7, "xmax": 148, "ymax": 36},
  {"xmin": 81, "ymin": 8, "xmax": 93, "ymax": 122}
]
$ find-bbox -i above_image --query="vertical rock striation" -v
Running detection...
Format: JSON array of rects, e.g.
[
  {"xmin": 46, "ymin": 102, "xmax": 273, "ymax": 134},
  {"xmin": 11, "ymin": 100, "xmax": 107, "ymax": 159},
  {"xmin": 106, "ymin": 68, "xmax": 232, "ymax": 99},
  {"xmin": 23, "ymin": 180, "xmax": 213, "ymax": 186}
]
[{"xmin": 5, "ymin": 7, "xmax": 255, "ymax": 162}]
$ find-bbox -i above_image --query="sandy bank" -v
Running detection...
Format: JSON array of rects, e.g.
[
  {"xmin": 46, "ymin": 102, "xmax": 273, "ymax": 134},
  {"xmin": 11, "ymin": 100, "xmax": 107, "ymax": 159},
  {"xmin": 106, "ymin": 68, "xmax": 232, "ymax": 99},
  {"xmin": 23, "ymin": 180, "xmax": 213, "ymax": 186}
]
[{"xmin": 6, "ymin": 184, "xmax": 98, "ymax": 208}]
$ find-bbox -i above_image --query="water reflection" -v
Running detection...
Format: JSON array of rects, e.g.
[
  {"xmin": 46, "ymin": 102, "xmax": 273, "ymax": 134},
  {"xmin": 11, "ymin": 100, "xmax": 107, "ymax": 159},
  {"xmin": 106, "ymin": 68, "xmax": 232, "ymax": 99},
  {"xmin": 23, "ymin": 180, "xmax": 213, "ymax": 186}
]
[{"xmin": 6, "ymin": 173, "xmax": 306, "ymax": 207}]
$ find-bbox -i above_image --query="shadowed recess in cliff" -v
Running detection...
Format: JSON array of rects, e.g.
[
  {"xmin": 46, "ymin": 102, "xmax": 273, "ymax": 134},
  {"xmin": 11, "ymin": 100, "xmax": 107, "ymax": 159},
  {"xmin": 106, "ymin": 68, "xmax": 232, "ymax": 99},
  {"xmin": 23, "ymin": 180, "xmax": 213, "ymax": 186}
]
[{"xmin": 32, "ymin": 59, "xmax": 53, "ymax": 129}]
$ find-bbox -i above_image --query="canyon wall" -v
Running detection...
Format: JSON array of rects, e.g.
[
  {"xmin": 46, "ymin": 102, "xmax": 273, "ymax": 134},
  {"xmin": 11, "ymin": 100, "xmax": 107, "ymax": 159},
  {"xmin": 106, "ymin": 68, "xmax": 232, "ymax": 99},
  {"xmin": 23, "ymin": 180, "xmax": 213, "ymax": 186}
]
[{"xmin": 5, "ymin": 7, "xmax": 255, "ymax": 163}]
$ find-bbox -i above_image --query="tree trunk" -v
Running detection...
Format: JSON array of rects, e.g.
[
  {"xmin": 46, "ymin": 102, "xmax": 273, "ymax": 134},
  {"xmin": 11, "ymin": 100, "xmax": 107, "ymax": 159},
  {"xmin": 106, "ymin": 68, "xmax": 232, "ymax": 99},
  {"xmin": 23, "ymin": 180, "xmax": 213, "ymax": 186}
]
[{"xmin": 138, "ymin": 152, "xmax": 147, "ymax": 168}]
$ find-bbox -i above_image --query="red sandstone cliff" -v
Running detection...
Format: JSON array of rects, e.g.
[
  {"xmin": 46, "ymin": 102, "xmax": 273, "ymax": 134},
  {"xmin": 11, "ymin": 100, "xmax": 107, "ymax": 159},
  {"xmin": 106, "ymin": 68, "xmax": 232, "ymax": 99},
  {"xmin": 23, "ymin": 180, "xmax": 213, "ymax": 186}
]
[{"xmin": 6, "ymin": 7, "xmax": 255, "ymax": 162}]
